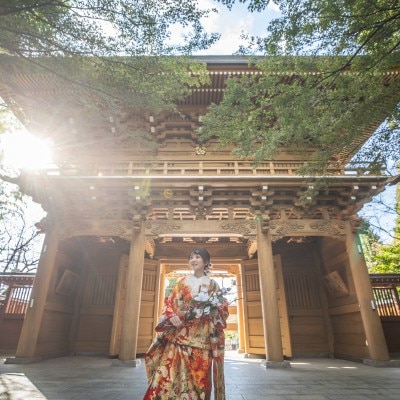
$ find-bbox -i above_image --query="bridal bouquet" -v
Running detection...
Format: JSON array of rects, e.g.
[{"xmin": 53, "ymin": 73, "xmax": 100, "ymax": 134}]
[{"xmin": 185, "ymin": 286, "xmax": 231, "ymax": 320}]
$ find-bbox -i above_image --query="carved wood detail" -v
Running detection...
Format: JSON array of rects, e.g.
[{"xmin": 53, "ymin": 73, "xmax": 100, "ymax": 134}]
[
  {"xmin": 269, "ymin": 219, "xmax": 347, "ymax": 238},
  {"xmin": 219, "ymin": 221, "xmax": 257, "ymax": 236},
  {"xmin": 59, "ymin": 219, "xmax": 134, "ymax": 238},
  {"xmin": 144, "ymin": 220, "xmax": 258, "ymax": 237}
]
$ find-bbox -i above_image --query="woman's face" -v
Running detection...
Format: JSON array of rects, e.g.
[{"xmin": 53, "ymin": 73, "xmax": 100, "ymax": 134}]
[{"xmin": 189, "ymin": 252, "xmax": 206, "ymax": 276}]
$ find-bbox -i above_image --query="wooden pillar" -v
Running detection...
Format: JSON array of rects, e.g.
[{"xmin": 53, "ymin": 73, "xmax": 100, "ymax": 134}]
[
  {"xmin": 236, "ymin": 266, "xmax": 246, "ymax": 353},
  {"xmin": 158, "ymin": 263, "xmax": 166, "ymax": 317},
  {"xmin": 153, "ymin": 261, "xmax": 163, "ymax": 337},
  {"xmin": 14, "ymin": 220, "xmax": 59, "ymax": 361},
  {"xmin": 345, "ymin": 222, "xmax": 390, "ymax": 362},
  {"xmin": 117, "ymin": 220, "xmax": 145, "ymax": 365},
  {"xmin": 240, "ymin": 262, "xmax": 250, "ymax": 354},
  {"xmin": 257, "ymin": 221, "xmax": 289, "ymax": 367}
]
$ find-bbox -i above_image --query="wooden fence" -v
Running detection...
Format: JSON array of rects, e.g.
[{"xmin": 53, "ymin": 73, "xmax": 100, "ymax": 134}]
[
  {"xmin": 1, "ymin": 284, "xmax": 32, "ymax": 316},
  {"xmin": 372, "ymin": 287, "xmax": 400, "ymax": 317},
  {"xmin": 0, "ymin": 274, "xmax": 35, "ymax": 350},
  {"xmin": 370, "ymin": 275, "xmax": 400, "ymax": 354}
]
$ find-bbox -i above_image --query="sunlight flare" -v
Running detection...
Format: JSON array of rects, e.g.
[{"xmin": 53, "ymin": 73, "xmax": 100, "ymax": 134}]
[{"xmin": 1, "ymin": 131, "xmax": 53, "ymax": 170}]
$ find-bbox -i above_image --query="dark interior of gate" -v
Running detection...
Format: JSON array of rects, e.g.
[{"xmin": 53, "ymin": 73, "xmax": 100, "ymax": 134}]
[{"xmin": 31, "ymin": 234, "xmax": 371, "ymax": 362}]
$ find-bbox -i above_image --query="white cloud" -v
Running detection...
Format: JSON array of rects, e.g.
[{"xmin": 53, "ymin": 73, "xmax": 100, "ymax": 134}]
[
  {"xmin": 269, "ymin": 0, "xmax": 280, "ymax": 13},
  {"xmin": 200, "ymin": 12, "xmax": 256, "ymax": 55},
  {"xmin": 169, "ymin": 0, "xmax": 282, "ymax": 55},
  {"xmin": 195, "ymin": 0, "xmax": 281, "ymax": 55}
]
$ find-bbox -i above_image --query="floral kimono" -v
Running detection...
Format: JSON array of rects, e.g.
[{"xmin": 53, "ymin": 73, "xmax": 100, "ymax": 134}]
[{"xmin": 144, "ymin": 275, "xmax": 229, "ymax": 400}]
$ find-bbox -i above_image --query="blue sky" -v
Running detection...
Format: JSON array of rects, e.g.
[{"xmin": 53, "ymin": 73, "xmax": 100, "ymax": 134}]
[
  {"xmin": 195, "ymin": 0, "xmax": 280, "ymax": 55},
  {"xmin": 165, "ymin": 0, "xmax": 280, "ymax": 55},
  {"xmin": 358, "ymin": 181, "xmax": 397, "ymax": 244}
]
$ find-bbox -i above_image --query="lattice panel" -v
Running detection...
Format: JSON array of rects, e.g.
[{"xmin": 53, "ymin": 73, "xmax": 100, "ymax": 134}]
[
  {"xmin": 142, "ymin": 271, "xmax": 156, "ymax": 292},
  {"xmin": 245, "ymin": 272, "xmax": 260, "ymax": 292},
  {"xmin": 285, "ymin": 273, "xmax": 321, "ymax": 309},
  {"xmin": 83, "ymin": 273, "xmax": 117, "ymax": 306}
]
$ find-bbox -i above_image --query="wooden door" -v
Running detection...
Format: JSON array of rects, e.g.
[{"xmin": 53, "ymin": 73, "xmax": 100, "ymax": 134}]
[
  {"xmin": 73, "ymin": 267, "xmax": 118, "ymax": 354},
  {"xmin": 274, "ymin": 255, "xmax": 292, "ymax": 357},
  {"xmin": 241, "ymin": 259, "xmax": 264, "ymax": 354},
  {"xmin": 109, "ymin": 256, "xmax": 160, "ymax": 356},
  {"xmin": 241, "ymin": 256, "xmax": 292, "ymax": 356}
]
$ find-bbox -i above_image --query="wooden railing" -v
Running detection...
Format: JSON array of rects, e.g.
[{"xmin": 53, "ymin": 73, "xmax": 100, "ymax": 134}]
[
  {"xmin": 46, "ymin": 160, "xmax": 384, "ymax": 177},
  {"xmin": 52, "ymin": 160, "xmax": 308, "ymax": 176}
]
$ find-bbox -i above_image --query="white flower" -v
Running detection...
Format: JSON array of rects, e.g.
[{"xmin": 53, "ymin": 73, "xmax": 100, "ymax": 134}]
[
  {"xmin": 194, "ymin": 291, "xmax": 209, "ymax": 302},
  {"xmin": 210, "ymin": 297, "xmax": 220, "ymax": 306},
  {"xmin": 194, "ymin": 308, "xmax": 204, "ymax": 318},
  {"xmin": 186, "ymin": 285, "xmax": 233, "ymax": 320}
]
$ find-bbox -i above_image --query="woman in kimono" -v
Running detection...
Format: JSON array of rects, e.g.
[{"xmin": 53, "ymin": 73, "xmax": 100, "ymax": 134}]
[{"xmin": 144, "ymin": 248, "xmax": 229, "ymax": 400}]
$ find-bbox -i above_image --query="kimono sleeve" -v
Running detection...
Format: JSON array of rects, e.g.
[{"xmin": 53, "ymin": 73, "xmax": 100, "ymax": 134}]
[{"xmin": 154, "ymin": 279, "xmax": 182, "ymax": 332}]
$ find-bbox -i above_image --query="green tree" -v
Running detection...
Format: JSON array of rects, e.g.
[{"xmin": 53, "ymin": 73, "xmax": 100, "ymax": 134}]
[
  {"xmin": 200, "ymin": 56, "xmax": 400, "ymax": 173},
  {"xmin": 358, "ymin": 219, "xmax": 381, "ymax": 270},
  {"xmin": 0, "ymin": 1, "xmax": 218, "ymax": 57},
  {"xmin": 0, "ymin": 1, "xmax": 220, "ymax": 272},
  {"xmin": 201, "ymin": 0, "xmax": 400, "ymax": 172},
  {"xmin": 0, "ymin": 1, "xmax": 219, "ymax": 114},
  {"xmin": 370, "ymin": 182, "xmax": 400, "ymax": 273},
  {"xmin": 371, "ymin": 243, "xmax": 400, "ymax": 273}
]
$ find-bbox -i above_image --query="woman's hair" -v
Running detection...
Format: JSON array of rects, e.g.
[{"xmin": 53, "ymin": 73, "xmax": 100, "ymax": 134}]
[{"xmin": 189, "ymin": 248, "xmax": 212, "ymax": 274}]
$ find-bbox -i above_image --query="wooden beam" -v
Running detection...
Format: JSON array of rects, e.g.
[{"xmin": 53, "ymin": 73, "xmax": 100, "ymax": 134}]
[{"xmin": 145, "ymin": 219, "xmax": 257, "ymax": 238}]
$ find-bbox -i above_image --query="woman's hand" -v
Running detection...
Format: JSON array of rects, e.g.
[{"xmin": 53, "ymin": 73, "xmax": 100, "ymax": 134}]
[{"xmin": 169, "ymin": 315, "xmax": 182, "ymax": 328}]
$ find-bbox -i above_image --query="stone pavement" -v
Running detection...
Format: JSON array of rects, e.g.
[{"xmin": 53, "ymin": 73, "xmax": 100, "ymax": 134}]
[{"xmin": 1, "ymin": 351, "xmax": 399, "ymax": 400}]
